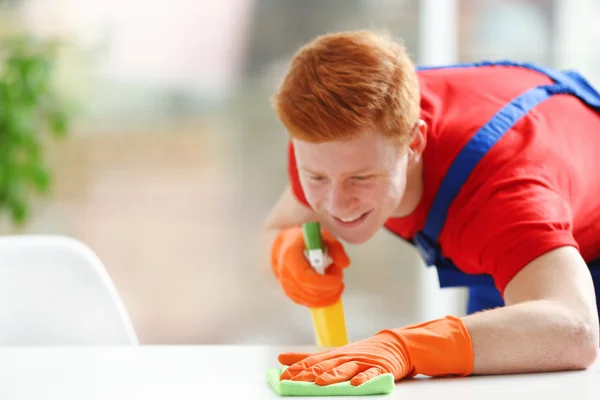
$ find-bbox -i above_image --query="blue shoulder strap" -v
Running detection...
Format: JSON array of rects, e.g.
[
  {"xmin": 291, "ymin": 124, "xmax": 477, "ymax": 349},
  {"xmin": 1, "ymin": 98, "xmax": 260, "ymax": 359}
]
[{"xmin": 413, "ymin": 60, "xmax": 600, "ymax": 288}]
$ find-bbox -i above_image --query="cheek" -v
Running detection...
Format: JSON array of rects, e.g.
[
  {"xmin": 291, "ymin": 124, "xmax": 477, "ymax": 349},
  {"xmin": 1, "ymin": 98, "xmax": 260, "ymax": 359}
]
[
  {"xmin": 300, "ymin": 180, "xmax": 327, "ymax": 206},
  {"xmin": 365, "ymin": 178, "xmax": 406, "ymax": 206},
  {"xmin": 386, "ymin": 164, "xmax": 408, "ymax": 198},
  {"xmin": 388, "ymin": 175, "xmax": 407, "ymax": 199},
  {"xmin": 353, "ymin": 183, "xmax": 391, "ymax": 204}
]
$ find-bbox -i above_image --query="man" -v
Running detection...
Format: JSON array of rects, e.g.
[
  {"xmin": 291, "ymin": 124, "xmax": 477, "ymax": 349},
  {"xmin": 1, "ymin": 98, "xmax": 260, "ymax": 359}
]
[{"xmin": 259, "ymin": 30, "xmax": 600, "ymax": 387}]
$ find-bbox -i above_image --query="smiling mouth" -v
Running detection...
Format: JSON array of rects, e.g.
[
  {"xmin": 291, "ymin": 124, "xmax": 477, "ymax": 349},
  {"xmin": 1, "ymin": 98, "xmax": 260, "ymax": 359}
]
[{"xmin": 331, "ymin": 210, "xmax": 372, "ymax": 226}]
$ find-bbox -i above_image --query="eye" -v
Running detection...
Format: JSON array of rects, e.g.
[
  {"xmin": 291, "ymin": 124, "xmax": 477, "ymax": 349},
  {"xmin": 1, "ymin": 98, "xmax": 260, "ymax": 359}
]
[
  {"xmin": 310, "ymin": 175, "xmax": 326, "ymax": 182},
  {"xmin": 352, "ymin": 175, "xmax": 374, "ymax": 181}
]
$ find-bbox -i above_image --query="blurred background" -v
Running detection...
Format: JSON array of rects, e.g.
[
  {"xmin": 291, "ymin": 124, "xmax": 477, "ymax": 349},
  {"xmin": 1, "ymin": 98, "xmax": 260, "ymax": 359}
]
[{"xmin": 0, "ymin": 0, "xmax": 598, "ymax": 345}]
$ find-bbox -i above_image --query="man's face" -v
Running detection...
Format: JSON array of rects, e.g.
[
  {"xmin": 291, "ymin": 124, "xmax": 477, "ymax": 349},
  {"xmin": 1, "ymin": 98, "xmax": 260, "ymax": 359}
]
[{"xmin": 293, "ymin": 132, "xmax": 411, "ymax": 244}]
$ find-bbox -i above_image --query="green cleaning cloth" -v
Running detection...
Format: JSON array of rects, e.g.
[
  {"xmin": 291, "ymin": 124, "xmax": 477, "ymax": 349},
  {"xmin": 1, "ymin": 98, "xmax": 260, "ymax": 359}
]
[{"xmin": 266, "ymin": 368, "xmax": 395, "ymax": 396}]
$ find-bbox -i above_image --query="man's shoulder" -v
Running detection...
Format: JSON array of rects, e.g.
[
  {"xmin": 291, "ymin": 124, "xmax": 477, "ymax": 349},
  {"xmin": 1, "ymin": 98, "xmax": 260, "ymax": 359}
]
[
  {"xmin": 415, "ymin": 60, "xmax": 554, "ymax": 82},
  {"xmin": 416, "ymin": 61, "xmax": 554, "ymax": 110}
]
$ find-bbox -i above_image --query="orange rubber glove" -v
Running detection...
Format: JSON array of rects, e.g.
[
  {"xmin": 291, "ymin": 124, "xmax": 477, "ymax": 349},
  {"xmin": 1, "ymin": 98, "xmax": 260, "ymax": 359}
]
[
  {"xmin": 271, "ymin": 226, "xmax": 350, "ymax": 308},
  {"xmin": 279, "ymin": 315, "xmax": 473, "ymax": 386}
]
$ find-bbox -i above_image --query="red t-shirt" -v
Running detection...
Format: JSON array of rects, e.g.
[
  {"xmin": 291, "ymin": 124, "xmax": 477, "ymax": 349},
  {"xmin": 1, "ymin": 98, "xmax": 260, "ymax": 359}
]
[{"xmin": 287, "ymin": 64, "xmax": 600, "ymax": 295}]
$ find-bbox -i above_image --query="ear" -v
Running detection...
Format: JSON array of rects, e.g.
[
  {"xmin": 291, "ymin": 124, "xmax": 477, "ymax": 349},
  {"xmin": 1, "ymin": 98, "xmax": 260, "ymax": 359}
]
[{"xmin": 408, "ymin": 119, "xmax": 427, "ymax": 166}]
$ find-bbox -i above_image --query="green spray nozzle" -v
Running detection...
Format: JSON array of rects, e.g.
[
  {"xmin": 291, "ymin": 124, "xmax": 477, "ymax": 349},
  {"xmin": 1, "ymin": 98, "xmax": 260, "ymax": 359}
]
[{"xmin": 302, "ymin": 222, "xmax": 330, "ymax": 274}]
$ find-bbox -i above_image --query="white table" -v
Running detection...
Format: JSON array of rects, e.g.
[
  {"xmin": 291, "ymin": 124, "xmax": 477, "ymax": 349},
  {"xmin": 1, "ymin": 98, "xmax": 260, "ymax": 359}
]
[{"xmin": 0, "ymin": 345, "xmax": 598, "ymax": 399}]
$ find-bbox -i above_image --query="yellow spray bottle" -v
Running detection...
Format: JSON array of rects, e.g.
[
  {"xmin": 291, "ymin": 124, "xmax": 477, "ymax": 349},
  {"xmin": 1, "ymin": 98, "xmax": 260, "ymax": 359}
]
[{"xmin": 302, "ymin": 221, "xmax": 349, "ymax": 347}]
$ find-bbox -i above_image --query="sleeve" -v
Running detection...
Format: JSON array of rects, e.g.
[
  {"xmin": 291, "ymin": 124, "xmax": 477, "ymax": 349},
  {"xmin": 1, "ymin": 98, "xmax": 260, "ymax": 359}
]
[
  {"xmin": 287, "ymin": 141, "xmax": 310, "ymax": 207},
  {"xmin": 443, "ymin": 178, "xmax": 579, "ymax": 296}
]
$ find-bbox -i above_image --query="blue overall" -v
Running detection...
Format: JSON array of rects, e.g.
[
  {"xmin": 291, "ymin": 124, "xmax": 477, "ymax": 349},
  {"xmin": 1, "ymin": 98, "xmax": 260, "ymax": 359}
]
[{"xmin": 411, "ymin": 60, "xmax": 600, "ymax": 315}]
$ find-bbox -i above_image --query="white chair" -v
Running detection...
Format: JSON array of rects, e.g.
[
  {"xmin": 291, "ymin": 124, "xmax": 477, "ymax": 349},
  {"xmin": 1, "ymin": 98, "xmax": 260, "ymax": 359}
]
[{"xmin": 0, "ymin": 234, "xmax": 139, "ymax": 345}]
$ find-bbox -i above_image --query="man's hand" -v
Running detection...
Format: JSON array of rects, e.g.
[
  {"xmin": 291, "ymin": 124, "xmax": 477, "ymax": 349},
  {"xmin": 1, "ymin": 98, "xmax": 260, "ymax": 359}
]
[
  {"xmin": 279, "ymin": 316, "xmax": 474, "ymax": 386},
  {"xmin": 271, "ymin": 226, "xmax": 350, "ymax": 308}
]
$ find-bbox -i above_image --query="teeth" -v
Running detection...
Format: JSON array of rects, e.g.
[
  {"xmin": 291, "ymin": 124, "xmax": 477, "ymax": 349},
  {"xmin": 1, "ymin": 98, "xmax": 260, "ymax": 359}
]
[{"xmin": 339, "ymin": 215, "xmax": 361, "ymax": 223}]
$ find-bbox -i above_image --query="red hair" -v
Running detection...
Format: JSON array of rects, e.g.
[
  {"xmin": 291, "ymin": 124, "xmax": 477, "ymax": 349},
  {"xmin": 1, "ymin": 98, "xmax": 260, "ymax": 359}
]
[{"xmin": 272, "ymin": 30, "xmax": 420, "ymax": 145}]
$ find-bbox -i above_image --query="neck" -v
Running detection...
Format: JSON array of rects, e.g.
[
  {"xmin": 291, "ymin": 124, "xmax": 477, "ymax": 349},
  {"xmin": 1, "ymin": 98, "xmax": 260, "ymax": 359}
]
[{"xmin": 392, "ymin": 157, "xmax": 424, "ymax": 218}]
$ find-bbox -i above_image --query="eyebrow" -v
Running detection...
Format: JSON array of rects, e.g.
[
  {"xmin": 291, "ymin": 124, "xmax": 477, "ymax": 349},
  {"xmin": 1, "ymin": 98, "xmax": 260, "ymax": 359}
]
[
  {"xmin": 298, "ymin": 167, "xmax": 378, "ymax": 176},
  {"xmin": 298, "ymin": 167, "xmax": 323, "ymax": 175}
]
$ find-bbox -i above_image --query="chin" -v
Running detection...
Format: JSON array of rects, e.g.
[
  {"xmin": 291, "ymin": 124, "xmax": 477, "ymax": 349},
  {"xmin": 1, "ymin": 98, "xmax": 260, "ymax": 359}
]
[
  {"xmin": 340, "ymin": 234, "xmax": 370, "ymax": 245},
  {"xmin": 337, "ymin": 225, "xmax": 379, "ymax": 244}
]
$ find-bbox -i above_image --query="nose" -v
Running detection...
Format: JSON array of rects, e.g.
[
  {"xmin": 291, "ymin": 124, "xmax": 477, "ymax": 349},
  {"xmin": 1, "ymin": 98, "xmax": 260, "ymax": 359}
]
[{"xmin": 327, "ymin": 181, "xmax": 359, "ymax": 215}]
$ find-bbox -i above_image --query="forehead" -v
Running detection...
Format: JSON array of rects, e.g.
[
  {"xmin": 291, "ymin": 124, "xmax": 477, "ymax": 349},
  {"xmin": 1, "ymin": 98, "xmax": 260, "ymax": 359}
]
[{"xmin": 292, "ymin": 133, "xmax": 399, "ymax": 172}]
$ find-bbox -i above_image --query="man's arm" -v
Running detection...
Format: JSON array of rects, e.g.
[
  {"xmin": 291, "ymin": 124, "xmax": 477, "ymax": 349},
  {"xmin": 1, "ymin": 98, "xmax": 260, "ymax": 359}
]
[
  {"xmin": 258, "ymin": 184, "xmax": 327, "ymax": 286},
  {"xmin": 463, "ymin": 245, "xmax": 599, "ymax": 375}
]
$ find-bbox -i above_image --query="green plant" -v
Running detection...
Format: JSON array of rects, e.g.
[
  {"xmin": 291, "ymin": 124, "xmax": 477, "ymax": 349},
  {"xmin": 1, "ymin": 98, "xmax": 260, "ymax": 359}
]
[{"xmin": 0, "ymin": 35, "xmax": 71, "ymax": 225}]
